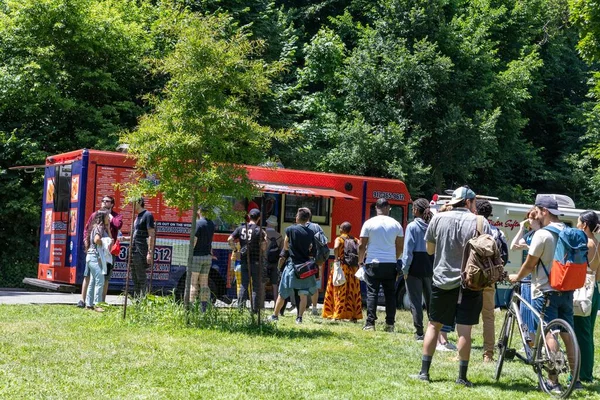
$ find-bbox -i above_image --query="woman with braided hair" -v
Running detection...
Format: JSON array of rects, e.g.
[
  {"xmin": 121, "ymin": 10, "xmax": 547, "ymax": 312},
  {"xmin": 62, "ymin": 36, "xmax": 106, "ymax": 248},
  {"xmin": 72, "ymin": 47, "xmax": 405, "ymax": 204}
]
[{"xmin": 401, "ymin": 198, "xmax": 434, "ymax": 340}]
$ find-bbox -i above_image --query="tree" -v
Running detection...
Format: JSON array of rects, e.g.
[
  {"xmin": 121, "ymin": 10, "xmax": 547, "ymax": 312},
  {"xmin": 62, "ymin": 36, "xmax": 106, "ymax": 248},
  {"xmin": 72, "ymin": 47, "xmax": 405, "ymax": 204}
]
[
  {"xmin": 121, "ymin": 9, "xmax": 287, "ymax": 306},
  {"xmin": 286, "ymin": 0, "xmax": 544, "ymax": 198},
  {"xmin": 0, "ymin": 0, "xmax": 153, "ymax": 286},
  {"xmin": 570, "ymin": 0, "xmax": 600, "ymax": 207}
]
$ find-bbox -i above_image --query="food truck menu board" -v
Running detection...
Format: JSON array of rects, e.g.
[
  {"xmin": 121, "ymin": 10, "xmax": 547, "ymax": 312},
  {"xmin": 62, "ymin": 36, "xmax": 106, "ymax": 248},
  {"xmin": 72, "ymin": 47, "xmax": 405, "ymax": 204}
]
[{"xmin": 92, "ymin": 165, "xmax": 193, "ymax": 237}]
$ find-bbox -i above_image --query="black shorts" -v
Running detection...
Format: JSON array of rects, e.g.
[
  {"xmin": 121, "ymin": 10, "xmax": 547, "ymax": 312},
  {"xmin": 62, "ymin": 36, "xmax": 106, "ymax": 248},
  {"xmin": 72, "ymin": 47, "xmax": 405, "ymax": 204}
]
[{"xmin": 430, "ymin": 285, "xmax": 483, "ymax": 326}]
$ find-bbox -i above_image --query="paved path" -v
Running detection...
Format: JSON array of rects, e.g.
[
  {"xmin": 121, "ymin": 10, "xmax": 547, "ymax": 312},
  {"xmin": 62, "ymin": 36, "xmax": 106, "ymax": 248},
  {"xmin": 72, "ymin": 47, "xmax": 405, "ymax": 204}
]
[{"xmin": 0, "ymin": 289, "xmax": 125, "ymax": 305}]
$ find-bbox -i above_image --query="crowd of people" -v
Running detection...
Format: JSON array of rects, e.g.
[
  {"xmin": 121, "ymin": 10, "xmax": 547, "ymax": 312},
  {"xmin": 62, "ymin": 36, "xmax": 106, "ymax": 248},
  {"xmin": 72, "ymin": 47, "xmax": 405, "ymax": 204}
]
[{"xmin": 78, "ymin": 187, "xmax": 600, "ymax": 391}]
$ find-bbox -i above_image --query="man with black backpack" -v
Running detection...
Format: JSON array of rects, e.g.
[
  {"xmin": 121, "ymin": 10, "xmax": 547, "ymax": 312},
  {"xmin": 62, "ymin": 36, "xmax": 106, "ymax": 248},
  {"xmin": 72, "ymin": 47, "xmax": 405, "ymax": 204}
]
[
  {"xmin": 265, "ymin": 215, "xmax": 283, "ymax": 303},
  {"xmin": 307, "ymin": 218, "xmax": 329, "ymax": 316},
  {"xmin": 476, "ymin": 200, "xmax": 509, "ymax": 363}
]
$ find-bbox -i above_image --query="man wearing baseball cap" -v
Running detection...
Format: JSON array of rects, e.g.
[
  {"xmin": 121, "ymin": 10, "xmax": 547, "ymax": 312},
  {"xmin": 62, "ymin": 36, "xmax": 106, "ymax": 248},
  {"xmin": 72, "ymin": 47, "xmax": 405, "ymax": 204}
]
[
  {"xmin": 509, "ymin": 196, "xmax": 575, "ymax": 391},
  {"xmin": 414, "ymin": 185, "xmax": 491, "ymax": 387}
]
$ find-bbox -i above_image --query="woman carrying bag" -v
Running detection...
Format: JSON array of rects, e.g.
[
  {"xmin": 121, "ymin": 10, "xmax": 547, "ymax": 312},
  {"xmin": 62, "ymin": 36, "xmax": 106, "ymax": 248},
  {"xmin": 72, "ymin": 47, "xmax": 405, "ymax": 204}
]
[
  {"xmin": 322, "ymin": 222, "xmax": 362, "ymax": 321},
  {"xmin": 573, "ymin": 211, "xmax": 600, "ymax": 387},
  {"xmin": 85, "ymin": 210, "xmax": 111, "ymax": 312}
]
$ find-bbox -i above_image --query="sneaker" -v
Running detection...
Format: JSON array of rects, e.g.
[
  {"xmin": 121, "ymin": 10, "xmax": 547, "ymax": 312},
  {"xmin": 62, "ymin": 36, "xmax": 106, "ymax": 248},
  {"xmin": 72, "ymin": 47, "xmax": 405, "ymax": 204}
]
[
  {"xmin": 77, "ymin": 300, "xmax": 85, "ymax": 308},
  {"xmin": 456, "ymin": 378, "xmax": 473, "ymax": 388},
  {"xmin": 483, "ymin": 354, "xmax": 494, "ymax": 363},
  {"xmin": 409, "ymin": 372, "xmax": 430, "ymax": 382},
  {"xmin": 86, "ymin": 305, "xmax": 94, "ymax": 310},
  {"xmin": 295, "ymin": 317, "xmax": 303, "ymax": 324},
  {"xmin": 363, "ymin": 324, "xmax": 375, "ymax": 331},
  {"xmin": 311, "ymin": 308, "xmax": 319, "ymax": 316},
  {"xmin": 573, "ymin": 380, "xmax": 584, "ymax": 391},
  {"xmin": 545, "ymin": 380, "xmax": 562, "ymax": 394},
  {"xmin": 384, "ymin": 324, "xmax": 395, "ymax": 333},
  {"xmin": 436, "ymin": 342, "xmax": 457, "ymax": 352},
  {"xmin": 267, "ymin": 315, "xmax": 279, "ymax": 322},
  {"xmin": 415, "ymin": 334, "xmax": 424, "ymax": 341},
  {"xmin": 94, "ymin": 307, "xmax": 104, "ymax": 313}
]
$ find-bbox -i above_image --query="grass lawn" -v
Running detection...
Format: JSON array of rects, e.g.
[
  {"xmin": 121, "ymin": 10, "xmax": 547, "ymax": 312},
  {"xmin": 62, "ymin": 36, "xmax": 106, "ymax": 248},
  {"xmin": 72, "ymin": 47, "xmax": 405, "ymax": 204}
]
[{"xmin": 0, "ymin": 302, "xmax": 599, "ymax": 399}]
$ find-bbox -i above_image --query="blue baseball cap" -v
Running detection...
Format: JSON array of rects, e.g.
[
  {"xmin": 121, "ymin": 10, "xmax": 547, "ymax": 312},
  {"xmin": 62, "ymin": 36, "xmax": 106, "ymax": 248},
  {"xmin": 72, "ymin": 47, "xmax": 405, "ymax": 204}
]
[{"xmin": 535, "ymin": 196, "xmax": 562, "ymax": 216}]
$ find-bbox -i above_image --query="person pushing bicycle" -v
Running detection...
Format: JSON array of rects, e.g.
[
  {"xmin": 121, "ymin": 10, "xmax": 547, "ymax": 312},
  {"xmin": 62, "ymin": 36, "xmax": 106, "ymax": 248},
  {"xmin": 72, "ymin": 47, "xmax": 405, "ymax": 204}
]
[{"xmin": 508, "ymin": 196, "xmax": 579, "ymax": 393}]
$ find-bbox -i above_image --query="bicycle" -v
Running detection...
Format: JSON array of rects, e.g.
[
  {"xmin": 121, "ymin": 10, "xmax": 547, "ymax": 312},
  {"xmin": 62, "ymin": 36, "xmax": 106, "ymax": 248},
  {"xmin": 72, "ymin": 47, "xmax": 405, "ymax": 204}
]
[{"xmin": 495, "ymin": 282, "xmax": 580, "ymax": 398}]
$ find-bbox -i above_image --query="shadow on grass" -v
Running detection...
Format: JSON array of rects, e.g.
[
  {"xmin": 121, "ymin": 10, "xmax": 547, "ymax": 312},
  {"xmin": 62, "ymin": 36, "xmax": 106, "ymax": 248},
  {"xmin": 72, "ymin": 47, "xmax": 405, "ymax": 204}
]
[
  {"xmin": 476, "ymin": 377, "xmax": 600, "ymax": 397},
  {"xmin": 474, "ymin": 379, "xmax": 538, "ymax": 394},
  {"xmin": 579, "ymin": 381, "xmax": 600, "ymax": 395},
  {"xmin": 267, "ymin": 326, "xmax": 337, "ymax": 339}
]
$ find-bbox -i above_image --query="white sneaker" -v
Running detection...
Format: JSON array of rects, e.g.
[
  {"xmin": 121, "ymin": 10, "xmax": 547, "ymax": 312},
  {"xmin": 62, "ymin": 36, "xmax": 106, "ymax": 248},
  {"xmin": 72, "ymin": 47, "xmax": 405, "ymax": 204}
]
[{"xmin": 436, "ymin": 342, "xmax": 457, "ymax": 352}]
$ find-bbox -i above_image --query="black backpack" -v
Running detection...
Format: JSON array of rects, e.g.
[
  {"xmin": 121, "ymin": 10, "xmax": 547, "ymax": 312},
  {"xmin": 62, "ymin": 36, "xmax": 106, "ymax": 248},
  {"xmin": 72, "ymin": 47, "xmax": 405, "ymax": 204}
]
[
  {"xmin": 491, "ymin": 226, "xmax": 509, "ymax": 266},
  {"xmin": 343, "ymin": 236, "xmax": 359, "ymax": 267},
  {"xmin": 307, "ymin": 222, "xmax": 330, "ymax": 264},
  {"xmin": 312, "ymin": 229, "xmax": 330, "ymax": 264},
  {"xmin": 267, "ymin": 236, "xmax": 281, "ymax": 263}
]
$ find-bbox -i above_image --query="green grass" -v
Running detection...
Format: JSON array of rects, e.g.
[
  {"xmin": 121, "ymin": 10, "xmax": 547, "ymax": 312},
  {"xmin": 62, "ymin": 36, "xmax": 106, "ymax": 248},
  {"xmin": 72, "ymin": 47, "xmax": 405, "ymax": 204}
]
[{"xmin": 0, "ymin": 301, "xmax": 599, "ymax": 399}]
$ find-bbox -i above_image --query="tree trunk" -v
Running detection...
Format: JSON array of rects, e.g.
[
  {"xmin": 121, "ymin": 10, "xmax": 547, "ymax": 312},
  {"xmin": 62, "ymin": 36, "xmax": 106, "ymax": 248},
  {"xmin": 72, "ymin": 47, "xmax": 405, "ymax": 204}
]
[{"xmin": 184, "ymin": 196, "xmax": 198, "ymax": 309}]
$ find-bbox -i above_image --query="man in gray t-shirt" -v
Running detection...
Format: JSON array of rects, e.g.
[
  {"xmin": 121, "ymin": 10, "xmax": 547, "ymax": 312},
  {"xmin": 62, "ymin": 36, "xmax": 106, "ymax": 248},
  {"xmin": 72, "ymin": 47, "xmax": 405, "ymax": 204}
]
[{"xmin": 413, "ymin": 186, "xmax": 490, "ymax": 387}]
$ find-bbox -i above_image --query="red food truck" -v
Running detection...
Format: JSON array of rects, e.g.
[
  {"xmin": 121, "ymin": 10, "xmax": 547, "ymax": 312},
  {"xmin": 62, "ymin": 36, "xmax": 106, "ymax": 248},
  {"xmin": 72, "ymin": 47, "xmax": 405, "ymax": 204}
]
[{"xmin": 26, "ymin": 149, "xmax": 412, "ymax": 301}]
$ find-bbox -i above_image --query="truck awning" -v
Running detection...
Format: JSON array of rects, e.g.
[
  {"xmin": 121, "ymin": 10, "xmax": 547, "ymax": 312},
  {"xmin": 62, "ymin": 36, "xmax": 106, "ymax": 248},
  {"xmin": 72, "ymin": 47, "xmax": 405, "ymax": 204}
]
[{"xmin": 258, "ymin": 183, "xmax": 357, "ymax": 200}]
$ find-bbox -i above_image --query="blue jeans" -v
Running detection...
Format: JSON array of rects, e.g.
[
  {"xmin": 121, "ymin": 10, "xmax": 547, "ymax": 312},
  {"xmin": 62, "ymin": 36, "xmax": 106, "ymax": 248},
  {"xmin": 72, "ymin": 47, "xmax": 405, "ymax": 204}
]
[
  {"xmin": 86, "ymin": 253, "xmax": 105, "ymax": 307},
  {"xmin": 532, "ymin": 291, "xmax": 575, "ymax": 329}
]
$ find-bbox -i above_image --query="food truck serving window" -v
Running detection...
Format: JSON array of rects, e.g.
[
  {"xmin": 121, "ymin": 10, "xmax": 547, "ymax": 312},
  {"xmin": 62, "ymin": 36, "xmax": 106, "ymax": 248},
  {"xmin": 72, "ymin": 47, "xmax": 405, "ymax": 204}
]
[
  {"xmin": 369, "ymin": 203, "xmax": 404, "ymax": 227},
  {"xmin": 284, "ymin": 195, "xmax": 330, "ymax": 224},
  {"xmin": 54, "ymin": 164, "xmax": 72, "ymax": 212}
]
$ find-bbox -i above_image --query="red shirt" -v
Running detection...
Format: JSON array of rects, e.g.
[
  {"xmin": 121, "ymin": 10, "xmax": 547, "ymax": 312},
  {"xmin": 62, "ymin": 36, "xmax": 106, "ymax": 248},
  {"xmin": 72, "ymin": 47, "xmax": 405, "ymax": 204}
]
[{"xmin": 83, "ymin": 210, "xmax": 123, "ymax": 240}]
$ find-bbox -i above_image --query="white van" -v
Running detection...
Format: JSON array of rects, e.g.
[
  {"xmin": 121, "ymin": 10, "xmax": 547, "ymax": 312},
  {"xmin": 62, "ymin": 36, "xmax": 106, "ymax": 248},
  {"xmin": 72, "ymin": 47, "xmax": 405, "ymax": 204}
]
[{"xmin": 432, "ymin": 193, "xmax": 595, "ymax": 306}]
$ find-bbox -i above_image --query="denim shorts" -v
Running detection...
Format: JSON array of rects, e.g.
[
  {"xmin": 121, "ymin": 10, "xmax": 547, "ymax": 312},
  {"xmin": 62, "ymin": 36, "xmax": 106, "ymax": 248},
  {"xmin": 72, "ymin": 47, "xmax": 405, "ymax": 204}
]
[{"xmin": 532, "ymin": 291, "xmax": 575, "ymax": 329}]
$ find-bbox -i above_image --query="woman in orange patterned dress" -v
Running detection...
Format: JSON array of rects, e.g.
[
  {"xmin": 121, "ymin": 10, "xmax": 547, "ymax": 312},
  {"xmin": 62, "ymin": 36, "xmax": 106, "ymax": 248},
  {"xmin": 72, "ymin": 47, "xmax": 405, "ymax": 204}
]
[{"xmin": 322, "ymin": 222, "xmax": 363, "ymax": 321}]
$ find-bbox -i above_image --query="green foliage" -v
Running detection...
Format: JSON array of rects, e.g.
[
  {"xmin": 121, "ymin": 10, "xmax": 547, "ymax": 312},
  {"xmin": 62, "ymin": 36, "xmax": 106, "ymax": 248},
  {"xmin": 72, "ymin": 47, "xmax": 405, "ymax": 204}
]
[
  {"xmin": 2, "ymin": 304, "xmax": 600, "ymax": 398},
  {"xmin": 570, "ymin": 0, "xmax": 600, "ymax": 63},
  {"xmin": 0, "ymin": 0, "xmax": 153, "ymax": 286},
  {"xmin": 570, "ymin": 0, "xmax": 600, "ymax": 206},
  {"xmin": 121, "ymin": 294, "xmax": 276, "ymax": 333},
  {"xmin": 285, "ymin": 0, "xmax": 550, "ymax": 198},
  {"xmin": 122, "ymin": 10, "xmax": 288, "ymax": 217},
  {"xmin": 2, "ymin": 0, "xmax": 600, "ymax": 284}
]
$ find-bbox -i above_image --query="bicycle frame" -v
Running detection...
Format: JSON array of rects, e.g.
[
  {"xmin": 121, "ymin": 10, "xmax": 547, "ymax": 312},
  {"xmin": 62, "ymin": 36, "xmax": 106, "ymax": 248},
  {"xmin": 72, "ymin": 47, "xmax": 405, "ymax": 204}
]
[{"xmin": 506, "ymin": 287, "xmax": 551, "ymax": 366}]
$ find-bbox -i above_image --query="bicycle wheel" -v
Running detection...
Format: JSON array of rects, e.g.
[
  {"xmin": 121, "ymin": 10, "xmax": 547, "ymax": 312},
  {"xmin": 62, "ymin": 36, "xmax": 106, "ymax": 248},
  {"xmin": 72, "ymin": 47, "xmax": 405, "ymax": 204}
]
[
  {"xmin": 535, "ymin": 318, "xmax": 580, "ymax": 398},
  {"xmin": 495, "ymin": 309, "xmax": 514, "ymax": 381}
]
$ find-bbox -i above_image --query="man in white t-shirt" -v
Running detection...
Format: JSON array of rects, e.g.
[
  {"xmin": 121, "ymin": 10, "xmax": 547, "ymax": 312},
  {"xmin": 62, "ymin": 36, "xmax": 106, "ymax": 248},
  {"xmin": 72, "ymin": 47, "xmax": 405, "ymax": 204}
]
[
  {"xmin": 509, "ymin": 196, "xmax": 576, "ymax": 391},
  {"xmin": 358, "ymin": 198, "xmax": 404, "ymax": 332}
]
